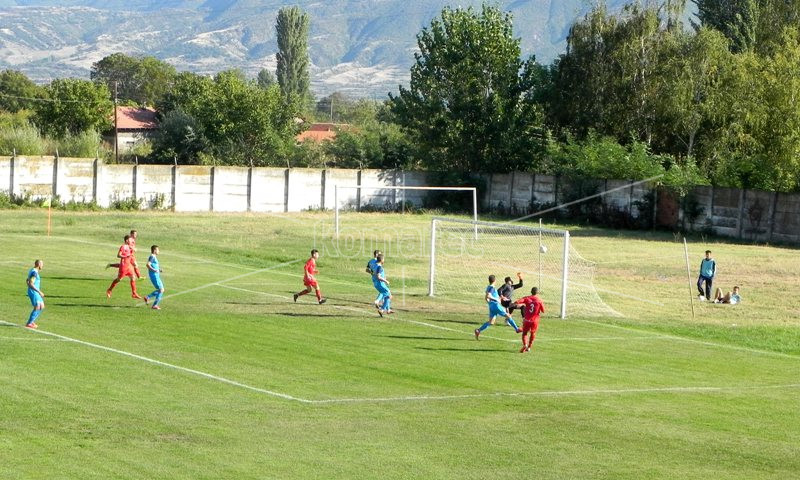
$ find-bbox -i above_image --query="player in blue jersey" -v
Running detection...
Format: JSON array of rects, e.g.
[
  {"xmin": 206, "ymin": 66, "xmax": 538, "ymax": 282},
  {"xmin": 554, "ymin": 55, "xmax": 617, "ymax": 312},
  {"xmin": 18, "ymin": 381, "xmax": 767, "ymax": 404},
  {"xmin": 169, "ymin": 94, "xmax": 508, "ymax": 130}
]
[
  {"xmin": 25, "ymin": 259, "xmax": 45, "ymax": 329},
  {"xmin": 366, "ymin": 250, "xmax": 381, "ymax": 275},
  {"xmin": 367, "ymin": 249, "xmax": 383, "ymax": 308},
  {"xmin": 143, "ymin": 245, "xmax": 164, "ymax": 310},
  {"xmin": 474, "ymin": 274, "xmax": 521, "ymax": 340},
  {"xmin": 373, "ymin": 254, "xmax": 393, "ymax": 316}
]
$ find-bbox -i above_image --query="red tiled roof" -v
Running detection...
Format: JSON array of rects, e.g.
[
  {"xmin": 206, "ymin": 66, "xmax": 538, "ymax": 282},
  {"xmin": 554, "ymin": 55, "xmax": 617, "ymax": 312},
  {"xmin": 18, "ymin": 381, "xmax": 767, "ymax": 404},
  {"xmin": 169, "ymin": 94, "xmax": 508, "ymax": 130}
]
[
  {"xmin": 296, "ymin": 123, "xmax": 350, "ymax": 143},
  {"xmin": 116, "ymin": 106, "xmax": 158, "ymax": 130}
]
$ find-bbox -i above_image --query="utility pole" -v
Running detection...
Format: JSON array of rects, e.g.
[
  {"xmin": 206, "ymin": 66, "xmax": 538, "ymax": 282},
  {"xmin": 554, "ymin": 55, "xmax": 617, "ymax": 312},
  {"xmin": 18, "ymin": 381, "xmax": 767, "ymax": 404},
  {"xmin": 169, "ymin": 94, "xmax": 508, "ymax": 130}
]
[{"xmin": 114, "ymin": 81, "xmax": 119, "ymax": 164}]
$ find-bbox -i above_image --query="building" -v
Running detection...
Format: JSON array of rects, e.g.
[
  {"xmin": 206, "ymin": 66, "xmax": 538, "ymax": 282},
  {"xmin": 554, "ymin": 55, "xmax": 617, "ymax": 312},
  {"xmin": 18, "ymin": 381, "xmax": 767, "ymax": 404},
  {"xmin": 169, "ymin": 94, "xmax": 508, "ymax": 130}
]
[{"xmin": 112, "ymin": 106, "xmax": 159, "ymax": 153}]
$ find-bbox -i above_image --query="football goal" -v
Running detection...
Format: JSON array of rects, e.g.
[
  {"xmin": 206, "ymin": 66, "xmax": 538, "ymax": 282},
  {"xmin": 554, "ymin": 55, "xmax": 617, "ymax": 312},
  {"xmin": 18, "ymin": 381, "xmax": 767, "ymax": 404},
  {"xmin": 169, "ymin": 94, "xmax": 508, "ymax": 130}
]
[
  {"xmin": 427, "ymin": 217, "xmax": 619, "ymax": 319},
  {"xmin": 333, "ymin": 184, "xmax": 478, "ymax": 237}
]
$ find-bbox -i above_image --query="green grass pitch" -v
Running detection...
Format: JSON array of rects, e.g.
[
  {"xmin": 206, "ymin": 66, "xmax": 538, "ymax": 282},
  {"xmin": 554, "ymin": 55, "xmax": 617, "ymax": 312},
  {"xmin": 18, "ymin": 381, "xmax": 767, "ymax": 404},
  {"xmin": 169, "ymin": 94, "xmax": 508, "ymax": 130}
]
[{"xmin": 1, "ymin": 209, "xmax": 799, "ymax": 479}]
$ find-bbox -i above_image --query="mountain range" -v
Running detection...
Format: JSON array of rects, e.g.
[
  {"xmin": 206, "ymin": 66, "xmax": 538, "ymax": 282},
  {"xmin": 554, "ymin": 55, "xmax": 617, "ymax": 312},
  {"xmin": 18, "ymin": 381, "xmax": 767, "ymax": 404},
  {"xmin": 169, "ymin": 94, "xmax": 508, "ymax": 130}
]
[{"xmin": 0, "ymin": 0, "xmax": 641, "ymax": 98}]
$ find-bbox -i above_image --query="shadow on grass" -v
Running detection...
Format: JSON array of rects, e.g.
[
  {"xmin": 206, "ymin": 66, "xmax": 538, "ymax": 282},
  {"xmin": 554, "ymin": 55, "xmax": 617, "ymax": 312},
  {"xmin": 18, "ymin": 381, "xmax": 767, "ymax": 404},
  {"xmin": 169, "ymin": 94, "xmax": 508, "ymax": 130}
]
[
  {"xmin": 415, "ymin": 346, "xmax": 507, "ymax": 352},
  {"xmin": 382, "ymin": 335, "xmax": 465, "ymax": 341},
  {"xmin": 274, "ymin": 312, "xmax": 363, "ymax": 318},
  {"xmin": 46, "ymin": 276, "xmax": 100, "ymax": 281},
  {"xmin": 53, "ymin": 303, "xmax": 134, "ymax": 308}
]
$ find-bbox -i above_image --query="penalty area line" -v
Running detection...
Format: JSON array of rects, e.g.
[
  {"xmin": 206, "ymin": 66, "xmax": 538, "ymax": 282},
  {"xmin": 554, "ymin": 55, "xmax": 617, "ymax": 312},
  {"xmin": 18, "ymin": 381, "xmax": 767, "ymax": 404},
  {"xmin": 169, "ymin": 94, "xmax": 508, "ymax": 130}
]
[
  {"xmin": 140, "ymin": 258, "xmax": 303, "ymax": 306},
  {"xmin": 308, "ymin": 382, "xmax": 800, "ymax": 404},
  {"xmin": 0, "ymin": 320, "xmax": 312, "ymax": 404}
]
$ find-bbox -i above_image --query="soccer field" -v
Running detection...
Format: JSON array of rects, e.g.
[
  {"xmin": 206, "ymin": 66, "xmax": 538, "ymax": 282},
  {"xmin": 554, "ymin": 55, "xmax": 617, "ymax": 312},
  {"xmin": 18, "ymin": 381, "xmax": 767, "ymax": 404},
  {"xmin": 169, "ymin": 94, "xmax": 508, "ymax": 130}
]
[{"xmin": 1, "ymin": 209, "xmax": 799, "ymax": 479}]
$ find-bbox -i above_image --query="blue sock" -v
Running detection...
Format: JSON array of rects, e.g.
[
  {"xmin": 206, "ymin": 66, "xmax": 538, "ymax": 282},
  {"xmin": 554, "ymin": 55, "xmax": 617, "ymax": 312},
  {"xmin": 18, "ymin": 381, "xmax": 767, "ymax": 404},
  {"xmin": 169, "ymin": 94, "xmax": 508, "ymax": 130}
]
[
  {"xmin": 383, "ymin": 297, "xmax": 391, "ymax": 311},
  {"xmin": 478, "ymin": 321, "xmax": 492, "ymax": 332},
  {"xmin": 27, "ymin": 308, "xmax": 41, "ymax": 325},
  {"xmin": 506, "ymin": 316, "xmax": 519, "ymax": 330},
  {"xmin": 153, "ymin": 291, "xmax": 163, "ymax": 307}
]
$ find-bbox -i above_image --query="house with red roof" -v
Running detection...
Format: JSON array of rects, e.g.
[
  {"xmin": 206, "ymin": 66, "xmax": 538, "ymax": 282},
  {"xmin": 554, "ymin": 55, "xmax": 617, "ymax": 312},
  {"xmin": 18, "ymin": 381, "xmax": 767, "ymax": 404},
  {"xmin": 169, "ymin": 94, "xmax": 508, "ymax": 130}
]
[
  {"xmin": 112, "ymin": 106, "xmax": 159, "ymax": 153},
  {"xmin": 296, "ymin": 123, "xmax": 350, "ymax": 143}
]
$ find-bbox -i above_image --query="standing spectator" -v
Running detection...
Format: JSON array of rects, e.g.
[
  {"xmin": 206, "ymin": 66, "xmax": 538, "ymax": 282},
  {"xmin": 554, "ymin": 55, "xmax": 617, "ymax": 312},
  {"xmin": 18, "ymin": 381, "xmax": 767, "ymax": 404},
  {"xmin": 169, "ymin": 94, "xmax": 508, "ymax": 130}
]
[{"xmin": 697, "ymin": 250, "xmax": 716, "ymax": 301}]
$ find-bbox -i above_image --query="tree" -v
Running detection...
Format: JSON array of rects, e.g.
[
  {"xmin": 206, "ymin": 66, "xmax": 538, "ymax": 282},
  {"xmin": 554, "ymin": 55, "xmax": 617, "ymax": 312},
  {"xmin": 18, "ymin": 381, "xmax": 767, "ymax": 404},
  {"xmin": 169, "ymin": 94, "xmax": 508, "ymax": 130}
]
[
  {"xmin": 388, "ymin": 4, "xmax": 545, "ymax": 172},
  {"xmin": 32, "ymin": 79, "xmax": 112, "ymax": 137},
  {"xmin": 552, "ymin": 3, "xmax": 668, "ymax": 144},
  {"xmin": 276, "ymin": 6, "xmax": 311, "ymax": 106},
  {"xmin": 156, "ymin": 70, "xmax": 296, "ymax": 166},
  {"xmin": 691, "ymin": 0, "xmax": 760, "ymax": 52},
  {"xmin": 91, "ymin": 53, "xmax": 177, "ymax": 105},
  {"xmin": 0, "ymin": 70, "xmax": 40, "ymax": 112},
  {"xmin": 654, "ymin": 28, "xmax": 732, "ymax": 158},
  {"xmin": 257, "ymin": 68, "xmax": 277, "ymax": 89}
]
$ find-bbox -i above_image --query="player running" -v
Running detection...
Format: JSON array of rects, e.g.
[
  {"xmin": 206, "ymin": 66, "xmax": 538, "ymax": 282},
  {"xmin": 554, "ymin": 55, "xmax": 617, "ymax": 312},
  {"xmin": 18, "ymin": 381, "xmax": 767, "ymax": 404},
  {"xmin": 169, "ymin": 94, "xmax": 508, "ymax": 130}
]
[
  {"xmin": 294, "ymin": 249, "xmax": 326, "ymax": 304},
  {"xmin": 474, "ymin": 274, "xmax": 521, "ymax": 340},
  {"xmin": 25, "ymin": 260, "xmax": 45, "ymax": 329},
  {"xmin": 106, "ymin": 234, "xmax": 142, "ymax": 299},
  {"xmin": 142, "ymin": 245, "xmax": 164, "ymax": 310},
  {"xmin": 106, "ymin": 229, "xmax": 142, "ymax": 278},
  {"xmin": 366, "ymin": 250, "xmax": 381, "ymax": 275},
  {"xmin": 373, "ymin": 253, "xmax": 393, "ymax": 316},
  {"xmin": 514, "ymin": 287, "xmax": 545, "ymax": 353}
]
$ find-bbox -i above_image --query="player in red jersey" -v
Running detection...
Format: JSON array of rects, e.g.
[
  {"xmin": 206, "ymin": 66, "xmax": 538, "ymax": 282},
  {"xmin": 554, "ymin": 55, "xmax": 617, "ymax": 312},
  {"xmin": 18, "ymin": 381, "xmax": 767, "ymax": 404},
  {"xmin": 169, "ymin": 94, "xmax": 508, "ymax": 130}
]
[
  {"xmin": 513, "ymin": 287, "xmax": 545, "ymax": 353},
  {"xmin": 106, "ymin": 234, "xmax": 142, "ymax": 299},
  {"xmin": 293, "ymin": 249, "xmax": 326, "ymax": 304},
  {"xmin": 106, "ymin": 230, "xmax": 141, "ymax": 278}
]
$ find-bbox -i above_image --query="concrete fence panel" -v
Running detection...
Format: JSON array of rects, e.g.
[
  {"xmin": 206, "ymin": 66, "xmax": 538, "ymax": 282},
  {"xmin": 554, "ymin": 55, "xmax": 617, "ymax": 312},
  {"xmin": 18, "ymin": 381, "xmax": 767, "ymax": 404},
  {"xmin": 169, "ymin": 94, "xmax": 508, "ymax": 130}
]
[
  {"xmin": 212, "ymin": 166, "xmax": 250, "ymax": 212},
  {"xmin": 250, "ymin": 168, "xmax": 286, "ymax": 212},
  {"xmin": 174, "ymin": 166, "xmax": 212, "ymax": 212}
]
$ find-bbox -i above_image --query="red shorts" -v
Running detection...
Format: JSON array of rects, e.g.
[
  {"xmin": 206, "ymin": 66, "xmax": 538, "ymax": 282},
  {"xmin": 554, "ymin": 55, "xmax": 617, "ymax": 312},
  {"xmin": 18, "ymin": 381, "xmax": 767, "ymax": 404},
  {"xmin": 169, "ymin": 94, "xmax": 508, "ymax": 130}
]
[
  {"xmin": 116, "ymin": 267, "xmax": 135, "ymax": 279},
  {"xmin": 522, "ymin": 318, "xmax": 539, "ymax": 334},
  {"xmin": 303, "ymin": 278, "xmax": 318, "ymax": 288}
]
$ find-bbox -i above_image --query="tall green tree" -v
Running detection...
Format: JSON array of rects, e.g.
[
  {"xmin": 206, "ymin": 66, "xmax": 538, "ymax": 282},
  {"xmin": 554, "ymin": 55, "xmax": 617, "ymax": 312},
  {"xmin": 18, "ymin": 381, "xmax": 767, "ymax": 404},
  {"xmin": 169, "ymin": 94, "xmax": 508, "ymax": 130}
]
[
  {"xmin": 156, "ymin": 70, "xmax": 296, "ymax": 166},
  {"xmin": 552, "ymin": 3, "xmax": 667, "ymax": 144},
  {"xmin": 91, "ymin": 53, "xmax": 177, "ymax": 106},
  {"xmin": 388, "ymin": 4, "xmax": 545, "ymax": 172},
  {"xmin": 0, "ymin": 70, "xmax": 40, "ymax": 112},
  {"xmin": 32, "ymin": 79, "xmax": 112, "ymax": 137},
  {"xmin": 691, "ymin": 0, "xmax": 760, "ymax": 52},
  {"xmin": 654, "ymin": 28, "xmax": 732, "ymax": 158},
  {"xmin": 275, "ymin": 6, "xmax": 311, "ymax": 106}
]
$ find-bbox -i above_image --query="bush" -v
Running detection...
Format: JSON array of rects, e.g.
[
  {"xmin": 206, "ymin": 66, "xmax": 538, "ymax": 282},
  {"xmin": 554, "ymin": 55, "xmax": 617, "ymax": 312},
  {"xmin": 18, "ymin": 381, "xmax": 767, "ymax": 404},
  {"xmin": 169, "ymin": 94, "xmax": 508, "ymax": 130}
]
[
  {"xmin": 0, "ymin": 124, "xmax": 46, "ymax": 155},
  {"xmin": 56, "ymin": 130, "xmax": 104, "ymax": 158}
]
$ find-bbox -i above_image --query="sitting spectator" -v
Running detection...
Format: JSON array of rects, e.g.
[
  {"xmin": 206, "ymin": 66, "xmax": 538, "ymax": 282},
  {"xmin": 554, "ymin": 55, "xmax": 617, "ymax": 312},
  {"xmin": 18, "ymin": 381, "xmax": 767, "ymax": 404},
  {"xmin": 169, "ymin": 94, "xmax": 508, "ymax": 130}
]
[{"xmin": 713, "ymin": 286, "xmax": 741, "ymax": 304}]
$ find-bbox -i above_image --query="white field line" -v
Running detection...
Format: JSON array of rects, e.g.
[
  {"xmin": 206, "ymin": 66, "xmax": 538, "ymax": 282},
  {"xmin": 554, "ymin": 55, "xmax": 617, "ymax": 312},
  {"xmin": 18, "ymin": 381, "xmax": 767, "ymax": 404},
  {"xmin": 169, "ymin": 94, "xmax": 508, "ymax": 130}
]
[
  {"xmin": 6, "ymin": 318, "xmax": 796, "ymax": 405},
  {"xmin": 0, "ymin": 319, "xmax": 311, "ymax": 403},
  {"xmin": 215, "ymin": 284, "xmax": 662, "ymax": 345},
  {"xmin": 309, "ymin": 383, "xmax": 800, "ymax": 404},
  {"xmin": 580, "ymin": 319, "xmax": 800, "ymax": 360},
  {"xmin": 0, "ymin": 335, "xmax": 69, "ymax": 341},
  {"xmin": 142, "ymin": 259, "xmax": 302, "ymax": 305}
]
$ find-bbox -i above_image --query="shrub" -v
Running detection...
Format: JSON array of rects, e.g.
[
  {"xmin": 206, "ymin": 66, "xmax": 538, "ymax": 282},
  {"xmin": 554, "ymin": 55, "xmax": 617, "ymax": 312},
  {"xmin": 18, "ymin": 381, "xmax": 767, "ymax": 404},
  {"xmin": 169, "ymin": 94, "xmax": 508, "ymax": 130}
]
[{"xmin": 0, "ymin": 124, "xmax": 46, "ymax": 155}]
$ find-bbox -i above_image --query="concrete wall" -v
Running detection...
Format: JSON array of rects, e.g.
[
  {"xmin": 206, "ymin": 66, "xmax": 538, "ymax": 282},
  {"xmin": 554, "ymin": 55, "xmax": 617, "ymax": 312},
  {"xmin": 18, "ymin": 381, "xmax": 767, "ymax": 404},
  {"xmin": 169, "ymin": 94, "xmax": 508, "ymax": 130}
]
[{"xmin": 3, "ymin": 155, "xmax": 800, "ymax": 244}]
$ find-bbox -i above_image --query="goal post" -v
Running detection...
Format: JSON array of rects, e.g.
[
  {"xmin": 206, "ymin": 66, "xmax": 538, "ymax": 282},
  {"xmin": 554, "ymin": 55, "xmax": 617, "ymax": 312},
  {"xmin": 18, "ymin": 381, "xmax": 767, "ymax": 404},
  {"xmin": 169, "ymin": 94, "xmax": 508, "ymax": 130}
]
[
  {"xmin": 334, "ymin": 184, "xmax": 478, "ymax": 237},
  {"xmin": 428, "ymin": 217, "xmax": 619, "ymax": 319}
]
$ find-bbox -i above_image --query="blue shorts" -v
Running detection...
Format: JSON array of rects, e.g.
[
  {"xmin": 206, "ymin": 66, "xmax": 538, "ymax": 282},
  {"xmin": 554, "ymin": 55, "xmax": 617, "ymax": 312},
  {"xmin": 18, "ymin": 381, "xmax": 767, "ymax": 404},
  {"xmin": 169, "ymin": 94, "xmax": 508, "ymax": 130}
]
[
  {"xmin": 376, "ymin": 283, "xmax": 391, "ymax": 296},
  {"xmin": 149, "ymin": 275, "xmax": 164, "ymax": 290},
  {"xmin": 28, "ymin": 291, "xmax": 43, "ymax": 307},
  {"xmin": 488, "ymin": 302, "xmax": 507, "ymax": 319}
]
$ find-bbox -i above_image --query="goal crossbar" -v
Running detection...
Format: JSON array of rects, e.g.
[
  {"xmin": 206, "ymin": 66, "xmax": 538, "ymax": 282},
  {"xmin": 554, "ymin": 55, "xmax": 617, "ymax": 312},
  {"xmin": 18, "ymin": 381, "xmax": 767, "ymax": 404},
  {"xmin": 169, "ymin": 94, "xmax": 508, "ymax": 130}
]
[{"xmin": 334, "ymin": 184, "xmax": 478, "ymax": 237}]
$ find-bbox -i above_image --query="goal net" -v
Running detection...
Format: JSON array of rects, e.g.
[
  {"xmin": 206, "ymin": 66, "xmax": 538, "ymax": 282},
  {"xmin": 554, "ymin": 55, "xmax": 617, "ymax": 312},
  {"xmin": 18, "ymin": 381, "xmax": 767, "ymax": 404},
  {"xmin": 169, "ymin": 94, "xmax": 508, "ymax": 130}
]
[
  {"xmin": 334, "ymin": 185, "xmax": 477, "ymax": 237},
  {"xmin": 428, "ymin": 217, "xmax": 620, "ymax": 319}
]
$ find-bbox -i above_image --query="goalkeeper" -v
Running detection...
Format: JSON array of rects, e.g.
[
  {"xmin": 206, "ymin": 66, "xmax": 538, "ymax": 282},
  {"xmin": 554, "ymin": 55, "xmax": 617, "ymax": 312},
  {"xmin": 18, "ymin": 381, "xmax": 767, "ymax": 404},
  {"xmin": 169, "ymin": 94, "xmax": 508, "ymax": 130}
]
[{"xmin": 498, "ymin": 273, "xmax": 523, "ymax": 316}]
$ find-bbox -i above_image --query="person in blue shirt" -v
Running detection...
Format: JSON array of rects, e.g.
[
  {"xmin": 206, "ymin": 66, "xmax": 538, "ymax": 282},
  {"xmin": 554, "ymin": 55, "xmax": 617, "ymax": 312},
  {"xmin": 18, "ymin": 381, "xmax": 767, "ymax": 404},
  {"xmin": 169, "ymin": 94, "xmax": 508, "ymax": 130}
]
[
  {"xmin": 373, "ymin": 254, "xmax": 393, "ymax": 316},
  {"xmin": 143, "ymin": 245, "xmax": 165, "ymax": 310},
  {"xmin": 697, "ymin": 250, "xmax": 716, "ymax": 300},
  {"xmin": 25, "ymin": 260, "xmax": 45, "ymax": 329},
  {"xmin": 713, "ymin": 285, "xmax": 741, "ymax": 305},
  {"xmin": 366, "ymin": 250, "xmax": 381, "ymax": 275},
  {"xmin": 474, "ymin": 274, "xmax": 521, "ymax": 340}
]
